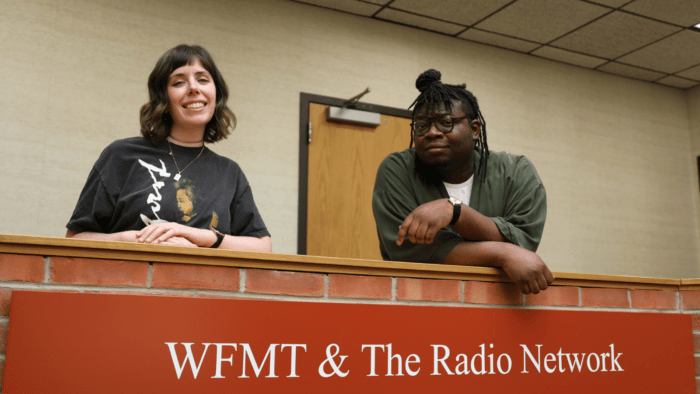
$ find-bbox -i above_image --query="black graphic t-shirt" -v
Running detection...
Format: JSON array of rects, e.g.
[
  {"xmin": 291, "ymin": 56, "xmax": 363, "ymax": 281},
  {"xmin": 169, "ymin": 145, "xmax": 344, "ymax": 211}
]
[{"xmin": 67, "ymin": 137, "xmax": 270, "ymax": 238}]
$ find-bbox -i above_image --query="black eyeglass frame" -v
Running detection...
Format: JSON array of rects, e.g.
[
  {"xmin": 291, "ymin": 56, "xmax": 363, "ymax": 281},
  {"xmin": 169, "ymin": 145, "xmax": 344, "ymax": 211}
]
[{"xmin": 411, "ymin": 115, "xmax": 470, "ymax": 136}]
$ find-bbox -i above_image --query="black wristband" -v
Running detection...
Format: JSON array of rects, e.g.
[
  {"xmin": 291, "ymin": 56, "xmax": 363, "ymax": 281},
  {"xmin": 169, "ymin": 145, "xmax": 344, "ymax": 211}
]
[
  {"xmin": 209, "ymin": 226, "xmax": 225, "ymax": 248},
  {"xmin": 449, "ymin": 203, "xmax": 461, "ymax": 226}
]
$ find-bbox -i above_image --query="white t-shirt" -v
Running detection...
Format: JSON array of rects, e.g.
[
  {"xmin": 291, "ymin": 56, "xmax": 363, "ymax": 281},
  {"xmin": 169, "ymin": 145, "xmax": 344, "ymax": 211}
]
[{"xmin": 443, "ymin": 174, "xmax": 474, "ymax": 206}]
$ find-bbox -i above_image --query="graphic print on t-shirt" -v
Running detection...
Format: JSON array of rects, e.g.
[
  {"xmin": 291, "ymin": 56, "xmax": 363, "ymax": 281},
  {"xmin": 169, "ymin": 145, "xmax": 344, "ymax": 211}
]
[
  {"xmin": 174, "ymin": 178, "xmax": 197, "ymax": 222},
  {"xmin": 138, "ymin": 158, "xmax": 171, "ymax": 223},
  {"xmin": 137, "ymin": 158, "xmax": 219, "ymax": 228}
]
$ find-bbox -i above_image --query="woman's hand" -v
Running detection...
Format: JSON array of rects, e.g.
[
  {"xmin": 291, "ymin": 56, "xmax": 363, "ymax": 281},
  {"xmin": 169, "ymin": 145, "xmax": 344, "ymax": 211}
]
[
  {"xmin": 136, "ymin": 222, "xmax": 215, "ymax": 247},
  {"xmin": 69, "ymin": 226, "xmax": 271, "ymax": 252},
  {"xmin": 157, "ymin": 236, "xmax": 198, "ymax": 248},
  {"xmin": 66, "ymin": 229, "xmax": 140, "ymax": 243}
]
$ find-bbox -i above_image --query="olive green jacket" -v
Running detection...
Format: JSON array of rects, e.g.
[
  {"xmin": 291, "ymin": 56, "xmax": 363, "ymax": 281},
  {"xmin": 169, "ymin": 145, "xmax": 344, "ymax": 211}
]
[{"xmin": 372, "ymin": 148, "xmax": 546, "ymax": 264}]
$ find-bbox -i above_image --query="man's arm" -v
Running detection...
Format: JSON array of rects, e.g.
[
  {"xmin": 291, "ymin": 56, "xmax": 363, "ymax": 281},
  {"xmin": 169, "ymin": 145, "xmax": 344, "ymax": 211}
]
[
  {"xmin": 373, "ymin": 152, "xmax": 467, "ymax": 265},
  {"xmin": 395, "ymin": 195, "xmax": 553, "ymax": 294},
  {"xmin": 398, "ymin": 154, "xmax": 546, "ymax": 254},
  {"xmin": 443, "ymin": 241, "xmax": 554, "ymax": 294},
  {"xmin": 396, "ymin": 198, "xmax": 504, "ymax": 246}
]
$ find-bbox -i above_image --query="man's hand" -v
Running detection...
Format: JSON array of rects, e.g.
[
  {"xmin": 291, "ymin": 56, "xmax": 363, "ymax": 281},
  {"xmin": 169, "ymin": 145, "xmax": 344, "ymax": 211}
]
[
  {"xmin": 499, "ymin": 244, "xmax": 554, "ymax": 294},
  {"xmin": 397, "ymin": 199, "xmax": 452, "ymax": 245},
  {"xmin": 443, "ymin": 241, "xmax": 554, "ymax": 294}
]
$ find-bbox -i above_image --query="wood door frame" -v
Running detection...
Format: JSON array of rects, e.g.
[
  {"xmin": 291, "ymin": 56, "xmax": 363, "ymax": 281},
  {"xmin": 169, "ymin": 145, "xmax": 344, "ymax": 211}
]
[{"xmin": 297, "ymin": 93, "xmax": 413, "ymax": 255}]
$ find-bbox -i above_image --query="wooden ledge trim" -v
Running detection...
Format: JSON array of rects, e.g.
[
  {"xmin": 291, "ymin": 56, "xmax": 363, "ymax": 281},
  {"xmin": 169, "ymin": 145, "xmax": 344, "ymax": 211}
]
[
  {"xmin": 679, "ymin": 279, "xmax": 700, "ymax": 290},
  {"xmin": 0, "ymin": 234, "xmax": 686, "ymax": 290}
]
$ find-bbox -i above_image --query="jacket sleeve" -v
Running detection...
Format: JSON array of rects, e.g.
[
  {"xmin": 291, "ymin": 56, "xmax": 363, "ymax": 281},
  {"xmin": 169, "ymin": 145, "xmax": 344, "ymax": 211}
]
[
  {"xmin": 490, "ymin": 156, "xmax": 546, "ymax": 252},
  {"xmin": 372, "ymin": 154, "xmax": 462, "ymax": 264}
]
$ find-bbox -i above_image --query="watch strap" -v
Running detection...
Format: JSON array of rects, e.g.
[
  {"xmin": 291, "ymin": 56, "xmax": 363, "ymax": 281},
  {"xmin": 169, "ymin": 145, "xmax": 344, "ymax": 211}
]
[
  {"xmin": 449, "ymin": 203, "xmax": 461, "ymax": 226},
  {"xmin": 209, "ymin": 226, "xmax": 225, "ymax": 248},
  {"xmin": 448, "ymin": 196, "xmax": 462, "ymax": 226}
]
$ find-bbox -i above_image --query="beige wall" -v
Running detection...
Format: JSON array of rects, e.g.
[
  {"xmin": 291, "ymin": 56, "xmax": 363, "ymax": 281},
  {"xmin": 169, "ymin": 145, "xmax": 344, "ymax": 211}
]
[
  {"xmin": 688, "ymin": 85, "xmax": 700, "ymax": 273},
  {"xmin": 2, "ymin": 0, "xmax": 699, "ymax": 278}
]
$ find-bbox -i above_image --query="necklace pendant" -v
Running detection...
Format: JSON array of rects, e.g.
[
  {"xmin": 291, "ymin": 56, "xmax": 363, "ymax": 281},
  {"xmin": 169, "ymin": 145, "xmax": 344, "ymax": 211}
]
[{"xmin": 174, "ymin": 173, "xmax": 181, "ymax": 181}]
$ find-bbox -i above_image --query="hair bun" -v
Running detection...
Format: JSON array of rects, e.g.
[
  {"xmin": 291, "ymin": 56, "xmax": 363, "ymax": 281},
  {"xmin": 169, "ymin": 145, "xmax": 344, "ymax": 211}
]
[{"xmin": 416, "ymin": 69, "xmax": 442, "ymax": 92}]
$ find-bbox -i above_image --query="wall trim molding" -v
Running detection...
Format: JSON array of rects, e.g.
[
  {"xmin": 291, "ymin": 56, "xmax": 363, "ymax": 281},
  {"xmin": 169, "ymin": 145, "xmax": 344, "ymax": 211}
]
[{"xmin": 0, "ymin": 234, "xmax": 687, "ymax": 291}]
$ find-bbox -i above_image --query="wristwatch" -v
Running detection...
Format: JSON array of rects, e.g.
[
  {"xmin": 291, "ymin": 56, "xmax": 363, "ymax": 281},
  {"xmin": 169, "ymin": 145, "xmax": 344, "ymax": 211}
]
[
  {"xmin": 209, "ymin": 226, "xmax": 225, "ymax": 248},
  {"xmin": 447, "ymin": 196, "xmax": 462, "ymax": 226}
]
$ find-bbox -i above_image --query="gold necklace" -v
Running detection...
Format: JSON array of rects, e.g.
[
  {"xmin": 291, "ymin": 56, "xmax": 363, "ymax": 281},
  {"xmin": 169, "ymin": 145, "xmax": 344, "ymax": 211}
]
[{"xmin": 167, "ymin": 141, "xmax": 205, "ymax": 181}]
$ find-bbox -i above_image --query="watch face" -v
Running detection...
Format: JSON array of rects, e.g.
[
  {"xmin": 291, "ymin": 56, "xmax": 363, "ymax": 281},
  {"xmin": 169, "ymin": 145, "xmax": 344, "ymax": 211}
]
[{"xmin": 448, "ymin": 196, "xmax": 462, "ymax": 206}]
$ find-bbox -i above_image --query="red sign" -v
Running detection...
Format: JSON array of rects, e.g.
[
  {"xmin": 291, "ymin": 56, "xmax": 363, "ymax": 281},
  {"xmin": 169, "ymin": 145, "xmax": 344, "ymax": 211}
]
[{"xmin": 4, "ymin": 291, "xmax": 695, "ymax": 393}]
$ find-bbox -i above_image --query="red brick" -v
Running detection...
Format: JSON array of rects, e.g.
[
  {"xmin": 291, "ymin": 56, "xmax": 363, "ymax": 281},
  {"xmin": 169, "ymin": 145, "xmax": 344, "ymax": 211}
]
[
  {"xmin": 0, "ymin": 360, "xmax": 4, "ymax": 391},
  {"xmin": 99, "ymin": 291, "xmax": 194, "ymax": 298},
  {"xmin": 0, "ymin": 254, "xmax": 44, "ymax": 283},
  {"xmin": 0, "ymin": 289, "xmax": 11, "ymax": 316},
  {"xmin": 197, "ymin": 293, "xmax": 245, "ymax": 300},
  {"xmin": 50, "ymin": 257, "xmax": 148, "ymax": 287},
  {"xmin": 526, "ymin": 286, "xmax": 579, "ymax": 306},
  {"xmin": 0, "ymin": 321, "xmax": 6, "ymax": 353},
  {"xmin": 329, "ymin": 274, "xmax": 391, "ymax": 300},
  {"xmin": 681, "ymin": 291, "xmax": 700, "ymax": 310},
  {"xmin": 246, "ymin": 269, "xmax": 323, "ymax": 297},
  {"xmin": 464, "ymin": 281, "xmax": 522, "ymax": 305},
  {"xmin": 580, "ymin": 288, "xmax": 629, "ymax": 308},
  {"xmin": 153, "ymin": 263, "xmax": 239, "ymax": 291},
  {"xmin": 692, "ymin": 314, "xmax": 700, "ymax": 331},
  {"xmin": 396, "ymin": 278, "xmax": 460, "ymax": 302},
  {"xmin": 631, "ymin": 290, "xmax": 676, "ymax": 309},
  {"xmin": 696, "ymin": 356, "xmax": 700, "ymax": 376},
  {"xmin": 695, "ymin": 334, "xmax": 700, "ymax": 353}
]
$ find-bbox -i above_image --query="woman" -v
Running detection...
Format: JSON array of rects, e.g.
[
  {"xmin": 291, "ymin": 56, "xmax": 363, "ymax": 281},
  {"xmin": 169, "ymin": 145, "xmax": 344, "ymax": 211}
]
[{"xmin": 66, "ymin": 45, "xmax": 271, "ymax": 252}]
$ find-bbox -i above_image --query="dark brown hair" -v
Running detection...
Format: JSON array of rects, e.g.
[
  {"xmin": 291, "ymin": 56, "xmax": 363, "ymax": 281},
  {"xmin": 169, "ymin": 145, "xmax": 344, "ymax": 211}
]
[{"xmin": 140, "ymin": 44, "xmax": 236, "ymax": 144}]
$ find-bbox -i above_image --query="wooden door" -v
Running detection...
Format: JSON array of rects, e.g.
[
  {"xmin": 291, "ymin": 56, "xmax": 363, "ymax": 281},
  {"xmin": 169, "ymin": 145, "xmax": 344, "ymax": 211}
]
[{"xmin": 306, "ymin": 103, "xmax": 411, "ymax": 259}]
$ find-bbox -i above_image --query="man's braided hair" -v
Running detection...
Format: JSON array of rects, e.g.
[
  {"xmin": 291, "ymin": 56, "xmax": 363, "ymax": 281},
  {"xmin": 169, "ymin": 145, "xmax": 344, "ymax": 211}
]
[{"xmin": 408, "ymin": 69, "xmax": 489, "ymax": 180}]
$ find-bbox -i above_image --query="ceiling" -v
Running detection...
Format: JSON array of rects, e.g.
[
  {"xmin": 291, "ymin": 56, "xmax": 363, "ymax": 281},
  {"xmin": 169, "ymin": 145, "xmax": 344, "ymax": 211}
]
[{"xmin": 290, "ymin": 0, "xmax": 700, "ymax": 90}]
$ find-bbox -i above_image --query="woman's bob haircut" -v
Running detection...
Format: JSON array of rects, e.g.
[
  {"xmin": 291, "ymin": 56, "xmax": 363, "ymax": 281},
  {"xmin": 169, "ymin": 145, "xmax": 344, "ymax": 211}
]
[{"xmin": 140, "ymin": 44, "xmax": 236, "ymax": 144}]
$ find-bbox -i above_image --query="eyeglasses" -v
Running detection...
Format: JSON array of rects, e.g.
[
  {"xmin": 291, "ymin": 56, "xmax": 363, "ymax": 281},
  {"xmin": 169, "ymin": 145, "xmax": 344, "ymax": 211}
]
[{"xmin": 411, "ymin": 115, "xmax": 470, "ymax": 136}]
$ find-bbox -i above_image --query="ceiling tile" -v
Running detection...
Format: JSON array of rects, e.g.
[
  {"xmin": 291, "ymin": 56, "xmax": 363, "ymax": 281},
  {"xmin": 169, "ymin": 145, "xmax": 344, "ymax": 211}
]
[
  {"xmin": 586, "ymin": 0, "xmax": 630, "ymax": 7},
  {"xmin": 363, "ymin": 0, "xmax": 391, "ymax": 4},
  {"xmin": 676, "ymin": 64, "xmax": 700, "ymax": 81},
  {"xmin": 374, "ymin": 8, "xmax": 466, "ymax": 35},
  {"xmin": 617, "ymin": 30, "xmax": 700, "ymax": 73},
  {"xmin": 389, "ymin": 0, "xmax": 511, "ymax": 26},
  {"xmin": 292, "ymin": 0, "xmax": 381, "ymax": 16},
  {"xmin": 532, "ymin": 46, "xmax": 608, "ymax": 68},
  {"xmin": 655, "ymin": 75, "xmax": 700, "ymax": 89},
  {"xmin": 458, "ymin": 28, "xmax": 540, "ymax": 52},
  {"xmin": 474, "ymin": 0, "xmax": 610, "ymax": 43},
  {"xmin": 623, "ymin": 0, "xmax": 700, "ymax": 27},
  {"xmin": 550, "ymin": 11, "xmax": 680, "ymax": 59},
  {"xmin": 597, "ymin": 62, "xmax": 666, "ymax": 81}
]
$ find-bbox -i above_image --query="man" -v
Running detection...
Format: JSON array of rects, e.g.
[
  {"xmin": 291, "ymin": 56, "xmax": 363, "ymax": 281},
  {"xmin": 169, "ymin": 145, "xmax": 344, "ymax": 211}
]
[{"xmin": 372, "ymin": 69, "xmax": 554, "ymax": 294}]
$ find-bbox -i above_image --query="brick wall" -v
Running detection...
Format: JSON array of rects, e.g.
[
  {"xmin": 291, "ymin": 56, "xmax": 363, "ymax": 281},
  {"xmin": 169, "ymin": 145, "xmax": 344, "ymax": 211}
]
[{"xmin": 0, "ymin": 251, "xmax": 697, "ymax": 392}]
